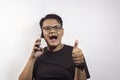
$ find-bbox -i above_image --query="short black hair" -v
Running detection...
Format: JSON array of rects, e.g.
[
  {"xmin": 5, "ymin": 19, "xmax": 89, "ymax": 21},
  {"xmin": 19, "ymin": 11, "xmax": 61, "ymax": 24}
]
[{"xmin": 39, "ymin": 14, "xmax": 63, "ymax": 38}]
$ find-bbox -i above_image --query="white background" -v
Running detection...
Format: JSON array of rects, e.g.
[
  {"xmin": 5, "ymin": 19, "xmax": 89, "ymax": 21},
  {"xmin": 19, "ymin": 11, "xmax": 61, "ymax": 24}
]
[{"xmin": 0, "ymin": 0, "xmax": 120, "ymax": 80}]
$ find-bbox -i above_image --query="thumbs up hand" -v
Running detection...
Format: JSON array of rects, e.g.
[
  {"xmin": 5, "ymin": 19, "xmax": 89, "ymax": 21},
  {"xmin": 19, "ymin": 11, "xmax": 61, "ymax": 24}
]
[{"xmin": 72, "ymin": 39, "xmax": 84, "ymax": 66}]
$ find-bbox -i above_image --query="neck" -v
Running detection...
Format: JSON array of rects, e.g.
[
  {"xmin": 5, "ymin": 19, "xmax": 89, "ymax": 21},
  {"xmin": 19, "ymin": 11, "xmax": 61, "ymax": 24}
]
[{"xmin": 47, "ymin": 43, "xmax": 64, "ymax": 52}]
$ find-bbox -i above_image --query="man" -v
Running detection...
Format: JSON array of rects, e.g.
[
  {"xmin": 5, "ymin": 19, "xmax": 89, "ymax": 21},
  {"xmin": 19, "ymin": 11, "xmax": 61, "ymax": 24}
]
[{"xmin": 19, "ymin": 14, "xmax": 90, "ymax": 80}]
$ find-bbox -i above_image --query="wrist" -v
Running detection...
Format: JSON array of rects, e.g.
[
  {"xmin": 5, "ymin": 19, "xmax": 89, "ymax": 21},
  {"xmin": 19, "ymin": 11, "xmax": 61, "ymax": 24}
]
[
  {"xmin": 75, "ymin": 62, "xmax": 85, "ymax": 71},
  {"xmin": 29, "ymin": 55, "xmax": 37, "ymax": 61}
]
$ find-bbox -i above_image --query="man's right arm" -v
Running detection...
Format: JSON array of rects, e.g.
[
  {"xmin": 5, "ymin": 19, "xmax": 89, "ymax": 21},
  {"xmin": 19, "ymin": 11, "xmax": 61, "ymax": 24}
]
[
  {"xmin": 18, "ymin": 56, "xmax": 36, "ymax": 80},
  {"xmin": 18, "ymin": 39, "xmax": 44, "ymax": 80}
]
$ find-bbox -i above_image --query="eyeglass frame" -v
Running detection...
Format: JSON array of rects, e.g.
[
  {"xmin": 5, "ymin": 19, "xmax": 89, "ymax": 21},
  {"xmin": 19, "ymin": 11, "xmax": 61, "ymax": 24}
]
[{"xmin": 42, "ymin": 25, "xmax": 63, "ymax": 32}]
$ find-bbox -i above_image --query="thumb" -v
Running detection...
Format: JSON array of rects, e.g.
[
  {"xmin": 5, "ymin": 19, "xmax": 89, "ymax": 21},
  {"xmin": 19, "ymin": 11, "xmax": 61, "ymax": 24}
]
[{"xmin": 74, "ymin": 39, "xmax": 79, "ymax": 49}]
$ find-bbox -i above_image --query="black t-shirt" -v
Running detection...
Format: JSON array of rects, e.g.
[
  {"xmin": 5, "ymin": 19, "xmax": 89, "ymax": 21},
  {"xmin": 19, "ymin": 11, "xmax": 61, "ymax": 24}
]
[{"xmin": 32, "ymin": 45, "xmax": 90, "ymax": 80}]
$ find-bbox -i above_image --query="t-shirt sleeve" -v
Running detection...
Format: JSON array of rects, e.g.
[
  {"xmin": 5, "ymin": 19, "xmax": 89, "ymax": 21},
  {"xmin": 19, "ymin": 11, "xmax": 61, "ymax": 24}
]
[
  {"xmin": 32, "ymin": 66, "xmax": 35, "ymax": 80},
  {"xmin": 77, "ymin": 58, "xmax": 90, "ymax": 79},
  {"xmin": 32, "ymin": 60, "xmax": 37, "ymax": 80},
  {"xmin": 83, "ymin": 58, "xmax": 90, "ymax": 79}
]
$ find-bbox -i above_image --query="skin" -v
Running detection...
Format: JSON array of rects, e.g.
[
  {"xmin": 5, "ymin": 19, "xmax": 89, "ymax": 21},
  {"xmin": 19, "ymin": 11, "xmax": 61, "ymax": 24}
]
[
  {"xmin": 18, "ymin": 19, "xmax": 87, "ymax": 80},
  {"xmin": 42, "ymin": 19, "xmax": 64, "ymax": 51}
]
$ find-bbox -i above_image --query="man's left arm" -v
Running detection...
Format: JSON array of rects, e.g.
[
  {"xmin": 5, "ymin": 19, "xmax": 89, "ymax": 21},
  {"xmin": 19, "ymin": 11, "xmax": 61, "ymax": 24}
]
[
  {"xmin": 72, "ymin": 40, "xmax": 90, "ymax": 80},
  {"xmin": 74, "ymin": 67, "xmax": 87, "ymax": 80}
]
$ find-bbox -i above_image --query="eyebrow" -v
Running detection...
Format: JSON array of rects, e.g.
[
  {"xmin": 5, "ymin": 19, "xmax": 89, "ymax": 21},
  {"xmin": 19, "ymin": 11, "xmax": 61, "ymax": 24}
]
[{"xmin": 43, "ymin": 25, "xmax": 61, "ymax": 28}]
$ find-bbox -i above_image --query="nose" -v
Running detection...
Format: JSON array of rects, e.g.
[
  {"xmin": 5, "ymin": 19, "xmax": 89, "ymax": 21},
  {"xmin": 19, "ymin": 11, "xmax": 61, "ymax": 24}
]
[
  {"xmin": 49, "ymin": 28, "xmax": 56, "ymax": 33},
  {"xmin": 51, "ymin": 27, "xmax": 57, "ymax": 31}
]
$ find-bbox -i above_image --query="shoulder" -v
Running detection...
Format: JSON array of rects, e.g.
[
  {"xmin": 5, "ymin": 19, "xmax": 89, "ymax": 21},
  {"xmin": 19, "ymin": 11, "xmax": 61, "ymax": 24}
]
[
  {"xmin": 64, "ymin": 44, "xmax": 73, "ymax": 48},
  {"xmin": 63, "ymin": 44, "xmax": 73, "ymax": 51}
]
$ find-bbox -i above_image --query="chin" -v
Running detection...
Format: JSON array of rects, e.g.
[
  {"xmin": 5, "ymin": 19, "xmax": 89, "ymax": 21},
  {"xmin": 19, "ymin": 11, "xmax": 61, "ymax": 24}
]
[{"xmin": 49, "ymin": 43, "xmax": 59, "ymax": 47}]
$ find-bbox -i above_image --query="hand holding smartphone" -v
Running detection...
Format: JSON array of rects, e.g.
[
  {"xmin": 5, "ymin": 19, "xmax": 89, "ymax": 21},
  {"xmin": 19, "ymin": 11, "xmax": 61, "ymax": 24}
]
[{"xmin": 31, "ymin": 35, "xmax": 44, "ymax": 59}]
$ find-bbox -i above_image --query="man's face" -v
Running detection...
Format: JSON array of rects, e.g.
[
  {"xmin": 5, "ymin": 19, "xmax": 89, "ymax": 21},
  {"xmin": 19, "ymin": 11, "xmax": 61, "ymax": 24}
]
[{"xmin": 42, "ymin": 19, "xmax": 64, "ymax": 47}]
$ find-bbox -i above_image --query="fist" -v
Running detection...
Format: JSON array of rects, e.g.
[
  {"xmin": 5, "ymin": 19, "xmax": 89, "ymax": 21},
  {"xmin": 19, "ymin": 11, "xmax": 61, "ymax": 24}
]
[{"xmin": 72, "ymin": 39, "xmax": 84, "ymax": 66}]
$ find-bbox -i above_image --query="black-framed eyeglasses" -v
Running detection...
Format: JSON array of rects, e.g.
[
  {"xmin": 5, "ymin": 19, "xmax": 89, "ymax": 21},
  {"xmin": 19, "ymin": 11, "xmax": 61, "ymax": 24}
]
[{"xmin": 42, "ymin": 25, "xmax": 62, "ymax": 32}]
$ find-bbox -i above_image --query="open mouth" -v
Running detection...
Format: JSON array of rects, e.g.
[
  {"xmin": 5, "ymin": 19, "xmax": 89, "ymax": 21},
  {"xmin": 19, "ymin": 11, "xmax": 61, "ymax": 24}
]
[{"xmin": 49, "ymin": 35, "xmax": 58, "ymax": 41}]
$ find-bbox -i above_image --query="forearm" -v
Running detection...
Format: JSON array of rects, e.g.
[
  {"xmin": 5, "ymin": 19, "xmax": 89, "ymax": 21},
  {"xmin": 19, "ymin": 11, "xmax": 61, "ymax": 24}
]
[
  {"xmin": 74, "ymin": 68, "xmax": 87, "ymax": 80},
  {"xmin": 18, "ymin": 56, "xmax": 36, "ymax": 80},
  {"xmin": 79, "ymin": 69, "xmax": 87, "ymax": 80}
]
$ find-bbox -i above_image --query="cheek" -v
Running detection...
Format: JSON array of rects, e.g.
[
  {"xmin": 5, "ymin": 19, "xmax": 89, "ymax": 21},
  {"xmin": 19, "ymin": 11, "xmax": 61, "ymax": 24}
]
[
  {"xmin": 59, "ymin": 31, "xmax": 64, "ymax": 37},
  {"xmin": 43, "ymin": 31, "xmax": 48, "ymax": 37},
  {"xmin": 58, "ymin": 33, "xmax": 63, "ymax": 40},
  {"xmin": 61, "ymin": 30, "xmax": 64, "ymax": 36}
]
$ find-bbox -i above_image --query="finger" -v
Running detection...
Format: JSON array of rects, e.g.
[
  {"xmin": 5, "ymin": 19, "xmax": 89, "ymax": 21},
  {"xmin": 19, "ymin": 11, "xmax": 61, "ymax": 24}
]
[
  {"xmin": 74, "ymin": 39, "xmax": 79, "ymax": 49},
  {"xmin": 34, "ymin": 46, "xmax": 43, "ymax": 52},
  {"xmin": 34, "ymin": 46, "xmax": 40, "ymax": 50},
  {"xmin": 35, "ymin": 38, "xmax": 41, "ymax": 43},
  {"xmin": 73, "ymin": 56, "xmax": 84, "ymax": 61},
  {"xmin": 72, "ymin": 52, "xmax": 83, "ymax": 57},
  {"xmin": 74, "ymin": 58, "xmax": 84, "ymax": 63},
  {"xmin": 34, "ymin": 38, "xmax": 41, "ymax": 47},
  {"xmin": 34, "ymin": 42, "xmax": 41, "ymax": 47},
  {"xmin": 74, "ymin": 61, "xmax": 83, "ymax": 64}
]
